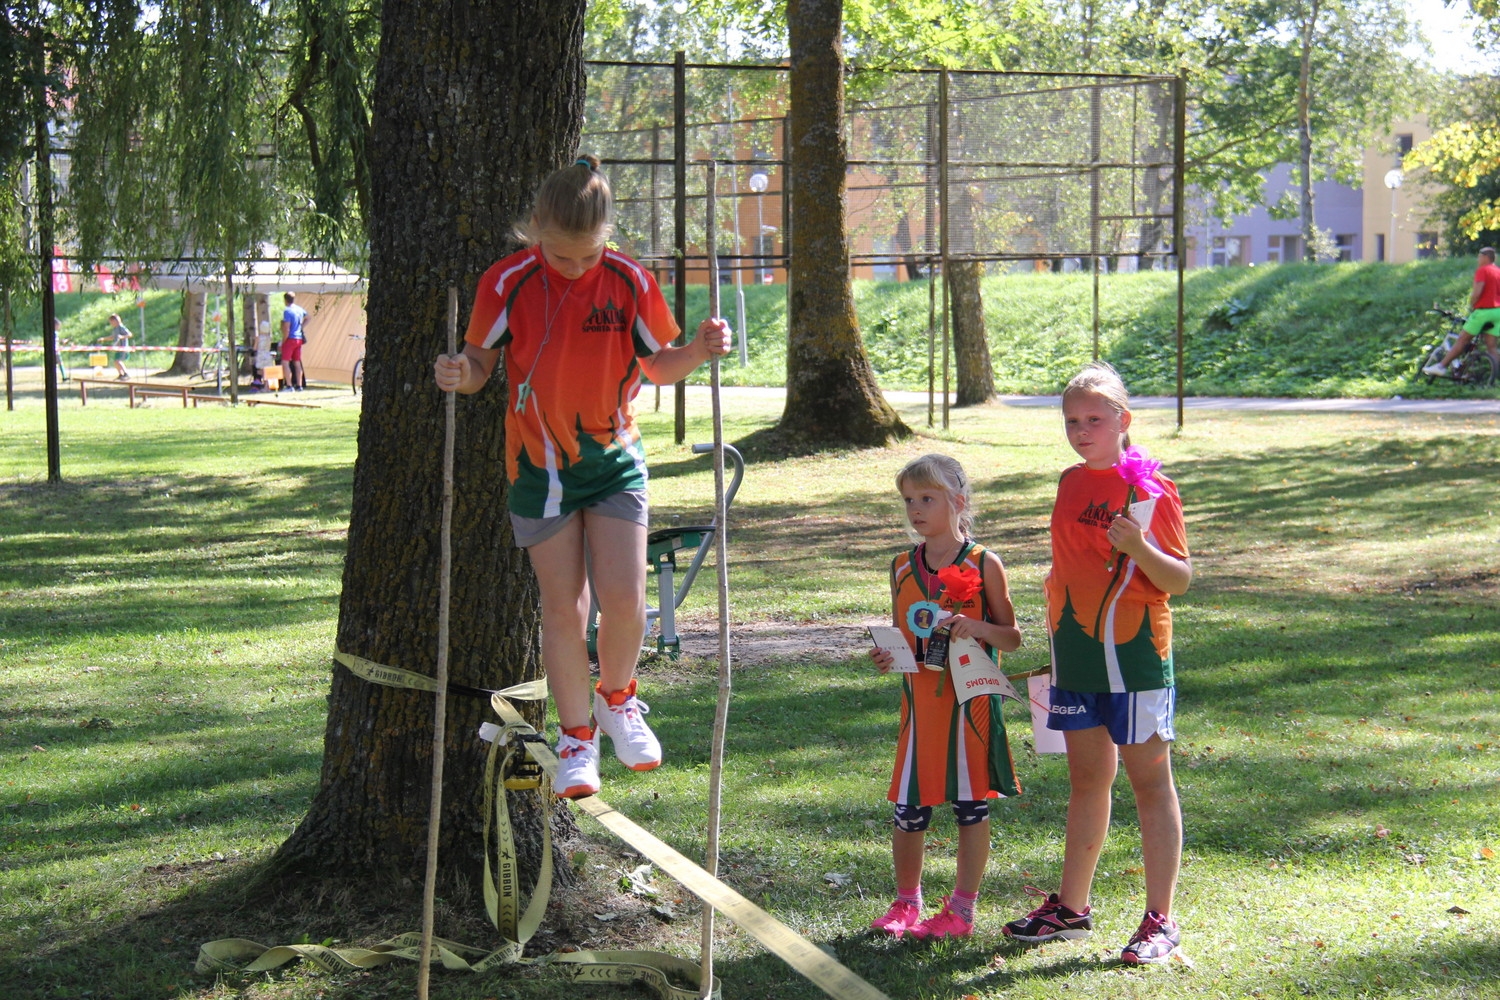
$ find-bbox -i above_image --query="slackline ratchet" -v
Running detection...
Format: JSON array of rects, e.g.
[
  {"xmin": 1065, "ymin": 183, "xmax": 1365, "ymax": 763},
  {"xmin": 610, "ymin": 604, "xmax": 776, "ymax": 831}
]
[{"xmin": 198, "ymin": 653, "xmax": 893, "ymax": 1000}]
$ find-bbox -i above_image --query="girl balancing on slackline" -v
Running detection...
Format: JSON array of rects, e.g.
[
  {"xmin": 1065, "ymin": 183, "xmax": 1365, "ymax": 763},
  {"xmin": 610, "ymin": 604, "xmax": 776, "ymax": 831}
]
[
  {"xmin": 1001, "ymin": 361, "xmax": 1192, "ymax": 965},
  {"xmin": 433, "ymin": 154, "xmax": 732, "ymax": 799},
  {"xmin": 868, "ymin": 453, "xmax": 1024, "ymax": 940}
]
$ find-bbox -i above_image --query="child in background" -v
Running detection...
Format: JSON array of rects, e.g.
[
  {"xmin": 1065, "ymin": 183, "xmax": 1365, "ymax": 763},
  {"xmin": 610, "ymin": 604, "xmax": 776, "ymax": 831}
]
[
  {"xmin": 433, "ymin": 154, "xmax": 731, "ymax": 800},
  {"xmin": 868, "ymin": 454, "xmax": 1023, "ymax": 940},
  {"xmin": 1002, "ymin": 361, "xmax": 1192, "ymax": 964},
  {"xmin": 102, "ymin": 313, "xmax": 132, "ymax": 379}
]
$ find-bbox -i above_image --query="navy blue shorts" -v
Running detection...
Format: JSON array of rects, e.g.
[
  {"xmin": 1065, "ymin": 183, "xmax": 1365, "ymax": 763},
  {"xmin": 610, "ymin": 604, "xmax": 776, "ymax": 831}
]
[{"xmin": 1046, "ymin": 687, "xmax": 1175, "ymax": 746}]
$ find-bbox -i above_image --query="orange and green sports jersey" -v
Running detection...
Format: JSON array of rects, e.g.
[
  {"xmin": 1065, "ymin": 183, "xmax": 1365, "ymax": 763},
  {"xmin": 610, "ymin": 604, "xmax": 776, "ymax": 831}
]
[
  {"xmin": 887, "ymin": 541, "xmax": 1019, "ymax": 806},
  {"xmin": 1044, "ymin": 463, "xmax": 1189, "ymax": 693},
  {"xmin": 466, "ymin": 246, "xmax": 679, "ymax": 518}
]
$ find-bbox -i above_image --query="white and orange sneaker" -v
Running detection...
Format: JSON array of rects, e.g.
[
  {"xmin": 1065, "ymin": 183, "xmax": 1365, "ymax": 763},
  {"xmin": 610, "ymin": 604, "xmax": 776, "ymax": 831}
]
[
  {"xmin": 554, "ymin": 726, "xmax": 601, "ymax": 799},
  {"xmin": 593, "ymin": 678, "xmax": 662, "ymax": 771}
]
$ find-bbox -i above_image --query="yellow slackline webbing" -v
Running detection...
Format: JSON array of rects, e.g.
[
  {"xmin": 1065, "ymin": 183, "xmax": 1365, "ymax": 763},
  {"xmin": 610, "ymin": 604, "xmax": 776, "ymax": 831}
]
[
  {"xmin": 199, "ymin": 666, "xmax": 719, "ymax": 1000},
  {"xmin": 210, "ymin": 654, "xmax": 893, "ymax": 999},
  {"xmin": 487, "ymin": 690, "xmax": 891, "ymax": 1000}
]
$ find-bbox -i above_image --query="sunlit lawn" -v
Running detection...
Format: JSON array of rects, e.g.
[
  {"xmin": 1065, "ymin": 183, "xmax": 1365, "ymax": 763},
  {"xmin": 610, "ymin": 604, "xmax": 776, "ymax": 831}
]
[{"xmin": 1, "ymin": 373, "xmax": 1498, "ymax": 999}]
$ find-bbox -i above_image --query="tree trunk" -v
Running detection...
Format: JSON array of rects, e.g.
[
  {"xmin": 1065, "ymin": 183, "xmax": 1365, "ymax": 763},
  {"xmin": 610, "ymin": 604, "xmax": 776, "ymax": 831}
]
[
  {"xmin": 949, "ymin": 260, "xmax": 993, "ymax": 406},
  {"xmin": 169, "ymin": 291, "xmax": 204, "ymax": 376},
  {"xmin": 1297, "ymin": 1, "xmax": 1321, "ymax": 262},
  {"xmin": 273, "ymin": 0, "xmax": 587, "ymax": 883},
  {"xmin": 778, "ymin": 0, "xmax": 907, "ymax": 448}
]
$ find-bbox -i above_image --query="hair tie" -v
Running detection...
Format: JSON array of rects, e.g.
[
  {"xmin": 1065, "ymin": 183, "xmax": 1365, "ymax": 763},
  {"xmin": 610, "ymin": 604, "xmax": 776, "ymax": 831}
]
[{"xmin": 575, "ymin": 157, "xmax": 592, "ymax": 169}]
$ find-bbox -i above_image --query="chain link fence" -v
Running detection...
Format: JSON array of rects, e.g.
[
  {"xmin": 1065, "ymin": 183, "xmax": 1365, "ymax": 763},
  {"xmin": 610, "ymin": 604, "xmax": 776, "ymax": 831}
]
[{"xmin": 586, "ymin": 58, "xmax": 1187, "ymax": 429}]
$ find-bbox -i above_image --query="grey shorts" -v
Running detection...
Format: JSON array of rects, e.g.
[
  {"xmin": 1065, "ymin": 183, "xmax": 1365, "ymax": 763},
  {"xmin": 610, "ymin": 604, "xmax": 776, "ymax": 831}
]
[{"xmin": 509, "ymin": 489, "xmax": 649, "ymax": 549}]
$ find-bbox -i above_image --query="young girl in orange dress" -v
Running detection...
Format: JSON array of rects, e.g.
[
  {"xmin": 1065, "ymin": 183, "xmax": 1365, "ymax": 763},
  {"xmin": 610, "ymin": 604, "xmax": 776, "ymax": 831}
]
[
  {"xmin": 868, "ymin": 453, "xmax": 1022, "ymax": 940},
  {"xmin": 433, "ymin": 155, "xmax": 731, "ymax": 799},
  {"xmin": 1001, "ymin": 361, "xmax": 1192, "ymax": 964}
]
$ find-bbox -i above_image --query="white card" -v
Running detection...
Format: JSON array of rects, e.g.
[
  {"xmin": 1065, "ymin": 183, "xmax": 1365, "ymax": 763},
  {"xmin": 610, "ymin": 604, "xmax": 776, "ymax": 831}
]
[
  {"xmin": 1127, "ymin": 496, "xmax": 1157, "ymax": 534},
  {"xmin": 1027, "ymin": 674, "xmax": 1068, "ymax": 754},
  {"xmin": 867, "ymin": 626, "xmax": 920, "ymax": 673}
]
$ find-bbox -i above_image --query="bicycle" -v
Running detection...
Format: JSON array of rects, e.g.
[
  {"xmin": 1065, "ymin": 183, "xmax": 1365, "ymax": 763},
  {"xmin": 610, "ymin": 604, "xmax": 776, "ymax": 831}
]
[
  {"xmin": 195, "ymin": 337, "xmax": 226, "ymax": 384},
  {"xmin": 1417, "ymin": 308, "xmax": 1497, "ymax": 388},
  {"xmin": 350, "ymin": 333, "xmax": 365, "ymax": 394}
]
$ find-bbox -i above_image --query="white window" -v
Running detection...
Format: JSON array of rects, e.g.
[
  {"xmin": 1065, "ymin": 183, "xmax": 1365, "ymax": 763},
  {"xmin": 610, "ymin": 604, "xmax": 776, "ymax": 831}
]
[
  {"xmin": 1211, "ymin": 236, "xmax": 1248, "ymax": 267},
  {"xmin": 1266, "ymin": 235, "xmax": 1300, "ymax": 264}
]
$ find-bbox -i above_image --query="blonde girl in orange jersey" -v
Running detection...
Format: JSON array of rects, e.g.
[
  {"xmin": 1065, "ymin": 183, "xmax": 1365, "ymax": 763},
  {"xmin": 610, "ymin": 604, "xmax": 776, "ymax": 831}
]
[
  {"xmin": 434, "ymin": 155, "xmax": 731, "ymax": 799},
  {"xmin": 1002, "ymin": 361, "xmax": 1192, "ymax": 964},
  {"xmin": 868, "ymin": 454, "xmax": 1022, "ymax": 940}
]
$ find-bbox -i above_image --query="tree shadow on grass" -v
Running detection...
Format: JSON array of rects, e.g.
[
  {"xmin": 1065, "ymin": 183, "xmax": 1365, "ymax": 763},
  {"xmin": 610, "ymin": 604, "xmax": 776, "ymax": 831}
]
[{"xmin": 0, "ymin": 465, "xmax": 355, "ymax": 649}]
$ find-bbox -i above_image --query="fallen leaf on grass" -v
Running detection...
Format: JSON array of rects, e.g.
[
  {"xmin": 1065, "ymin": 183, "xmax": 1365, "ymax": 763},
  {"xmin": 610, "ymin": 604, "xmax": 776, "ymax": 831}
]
[
  {"xmin": 1481, "ymin": 847, "xmax": 1495, "ymax": 860},
  {"xmin": 1448, "ymin": 906, "xmax": 1470, "ymax": 915},
  {"xmin": 1374, "ymin": 825, "xmax": 1389, "ymax": 839},
  {"xmin": 823, "ymin": 872, "xmax": 851, "ymax": 886},
  {"xmin": 594, "ymin": 911, "xmax": 620, "ymax": 922}
]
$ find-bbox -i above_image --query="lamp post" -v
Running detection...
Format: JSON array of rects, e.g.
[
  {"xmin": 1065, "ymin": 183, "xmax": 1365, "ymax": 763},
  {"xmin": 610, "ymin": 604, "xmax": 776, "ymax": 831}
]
[
  {"xmin": 744, "ymin": 168, "xmax": 771, "ymax": 368},
  {"xmin": 748, "ymin": 168, "xmax": 769, "ymax": 283},
  {"xmin": 1384, "ymin": 168, "xmax": 1403, "ymax": 263}
]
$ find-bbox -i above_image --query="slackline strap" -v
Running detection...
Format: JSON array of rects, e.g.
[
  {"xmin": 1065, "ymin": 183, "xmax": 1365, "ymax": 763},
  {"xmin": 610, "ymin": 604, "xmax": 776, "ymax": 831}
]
[{"xmin": 199, "ymin": 654, "xmax": 894, "ymax": 1000}]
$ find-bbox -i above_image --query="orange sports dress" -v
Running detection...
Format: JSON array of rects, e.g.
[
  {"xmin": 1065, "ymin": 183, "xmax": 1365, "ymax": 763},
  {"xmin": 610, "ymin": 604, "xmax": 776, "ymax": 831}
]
[
  {"xmin": 466, "ymin": 246, "xmax": 679, "ymax": 518},
  {"xmin": 887, "ymin": 541, "xmax": 1020, "ymax": 806},
  {"xmin": 1044, "ymin": 464, "xmax": 1189, "ymax": 693}
]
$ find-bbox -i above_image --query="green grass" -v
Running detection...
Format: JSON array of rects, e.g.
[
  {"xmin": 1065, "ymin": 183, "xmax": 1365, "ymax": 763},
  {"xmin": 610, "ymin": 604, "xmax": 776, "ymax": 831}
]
[
  {"xmin": 669, "ymin": 257, "xmax": 1489, "ymax": 399},
  {"xmin": 8, "ymin": 289, "xmax": 191, "ymax": 375},
  {"xmin": 2, "ymin": 376, "xmax": 1499, "ymax": 999},
  {"xmin": 10, "ymin": 257, "xmax": 1488, "ymax": 398}
]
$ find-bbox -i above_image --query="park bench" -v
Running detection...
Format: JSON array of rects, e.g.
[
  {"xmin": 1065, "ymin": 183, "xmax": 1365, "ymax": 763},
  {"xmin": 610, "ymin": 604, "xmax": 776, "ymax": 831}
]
[
  {"xmin": 131, "ymin": 387, "xmax": 236, "ymax": 408},
  {"xmin": 75, "ymin": 377, "xmax": 159, "ymax": 406},
  {"xmin": 587, "ymin": 442, "xmax": 745, "ymax": 658},
  {"xmin": 74, "ymin": 377, "xmax": 317, "ymax": 409},
  {"xmin": 132, "ymin": 387, "xmax": 319, "ymax": 409}
]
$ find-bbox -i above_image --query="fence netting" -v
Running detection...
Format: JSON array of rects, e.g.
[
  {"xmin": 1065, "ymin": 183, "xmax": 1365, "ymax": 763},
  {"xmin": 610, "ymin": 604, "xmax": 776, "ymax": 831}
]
[{"xmin": 584, "ymin": 61, "xmax": 1180, "ymax": 277}]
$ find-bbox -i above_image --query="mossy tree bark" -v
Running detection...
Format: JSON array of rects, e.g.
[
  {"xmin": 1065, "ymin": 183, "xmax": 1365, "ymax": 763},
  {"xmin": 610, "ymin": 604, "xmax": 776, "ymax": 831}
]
[
  {"xmin": 948, "ymin": 258, "xmax": 994, "ymax": 406},
  {"xmin": 274, "ymin": 0, "xmax": 587, "ymax": 881},
  {"xmin": 947, "ymin": 186, "xmax": 994, "ymax": 406},
  {"xmin": 779, "ymin": 0, "xmax": 907, "ymax": 448}
]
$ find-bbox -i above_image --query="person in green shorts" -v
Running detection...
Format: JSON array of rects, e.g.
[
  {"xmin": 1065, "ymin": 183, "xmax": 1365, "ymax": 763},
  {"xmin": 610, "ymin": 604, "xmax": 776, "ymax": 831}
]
[{"xmin": 1423, "ymin": 247, "xmax": 1500, "ymax": 376}]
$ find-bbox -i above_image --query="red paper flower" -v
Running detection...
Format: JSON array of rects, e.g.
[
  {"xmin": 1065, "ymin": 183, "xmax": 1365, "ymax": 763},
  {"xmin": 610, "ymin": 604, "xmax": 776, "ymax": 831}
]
[{"xmin": 936, "ymin": 564, "xmax": 982, "ymax": 605}]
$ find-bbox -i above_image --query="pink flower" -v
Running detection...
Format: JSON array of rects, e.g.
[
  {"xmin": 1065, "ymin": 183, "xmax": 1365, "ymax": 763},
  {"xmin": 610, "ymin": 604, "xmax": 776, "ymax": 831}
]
[{"xmin": 1116, "ymin": 446, "xmax": 1163, "ymax": 498}]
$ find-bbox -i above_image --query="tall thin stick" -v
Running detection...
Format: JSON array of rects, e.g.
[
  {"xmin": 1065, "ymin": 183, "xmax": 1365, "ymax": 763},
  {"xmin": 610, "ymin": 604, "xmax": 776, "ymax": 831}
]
[
  {"xmin": 699, "ymin": 160, "xmax": 733, "ymax": 999},
  {"xmin": 418, "ymin": 287, "xmax": 459, "ymax": 1000}
]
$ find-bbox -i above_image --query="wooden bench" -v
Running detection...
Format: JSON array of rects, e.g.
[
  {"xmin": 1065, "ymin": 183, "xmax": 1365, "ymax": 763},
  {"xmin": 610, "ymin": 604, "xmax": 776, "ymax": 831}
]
[
  {"xmin": 132, "ymin": 388, "xmax": 234, "ymax": 408},
  {"xmin": 76, "ymin": 377, "xmax": 160, "ymax": 406},
  {"xmin": 133, "ymin": 388, "xmax": 319, "ymax": 409},
  {"xmin": 74, "ymin": 377, "xmax": 318, "ymax": 409},
  {"xmin": 241, "ymin": 396, "xmax": 319, "ymax": 409}
]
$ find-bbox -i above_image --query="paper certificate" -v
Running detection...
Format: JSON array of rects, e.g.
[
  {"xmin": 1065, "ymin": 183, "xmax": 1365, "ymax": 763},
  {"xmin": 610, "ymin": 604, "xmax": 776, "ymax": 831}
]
[
  {"xmin": 947, "ymin": 635, "xmax": 1021, "ymax": 704},
  {"xmin": 867, "ymin": 626, "xmax": 920, "ymax": 673}
]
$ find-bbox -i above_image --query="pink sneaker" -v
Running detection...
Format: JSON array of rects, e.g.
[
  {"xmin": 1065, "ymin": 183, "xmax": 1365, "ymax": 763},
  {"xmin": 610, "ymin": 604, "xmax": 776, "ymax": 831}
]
[
  {"xmin": 907, "ymin": 897, "xmax": 973, "ymax": 940},
  {"xmin": 870, "ymin": 899, "xmax": 921, "ymax": 937}
]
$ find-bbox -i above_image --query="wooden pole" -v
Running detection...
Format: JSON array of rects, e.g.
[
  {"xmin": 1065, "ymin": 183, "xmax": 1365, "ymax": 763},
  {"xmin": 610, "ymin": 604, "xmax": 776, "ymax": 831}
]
[
  {"xmin": 698, "ymin": 160, "xmax": 733, "ymax": 1000},
  {"xmin": 417, "ymin": 287, "xmax": 459, "ymax": 1000}
]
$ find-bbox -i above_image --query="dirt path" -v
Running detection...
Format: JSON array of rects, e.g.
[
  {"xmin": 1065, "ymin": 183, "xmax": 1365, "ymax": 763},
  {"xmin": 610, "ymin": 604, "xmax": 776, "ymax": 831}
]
[{"xmin": 670, "ymin": 619, "xmax": 883, "ymax": 667}]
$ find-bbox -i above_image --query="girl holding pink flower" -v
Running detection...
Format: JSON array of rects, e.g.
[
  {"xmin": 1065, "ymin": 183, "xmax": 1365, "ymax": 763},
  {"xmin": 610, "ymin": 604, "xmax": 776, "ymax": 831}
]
[
  {"xmin": 868, "ymin": 453, "xmax": 1024, "ymax": 940},
  {"xmin": 1001, "ymin": 361, "xmax": 1193, "ymax": 965}
]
